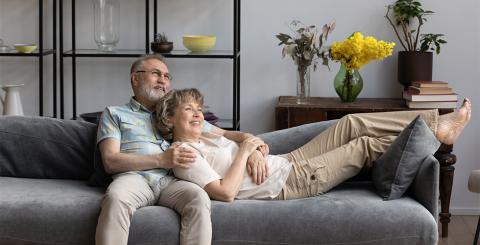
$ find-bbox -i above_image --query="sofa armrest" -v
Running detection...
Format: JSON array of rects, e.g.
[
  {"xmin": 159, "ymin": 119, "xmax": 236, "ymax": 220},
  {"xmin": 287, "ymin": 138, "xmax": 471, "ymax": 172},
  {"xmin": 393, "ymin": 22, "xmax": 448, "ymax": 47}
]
[
  {"xmin": 410, "ymin": 154, "xmax": 440, "ymax": 221},
  {"xmin": 257, "ymin": 120, "xmax": 338, "ymax": 155}
]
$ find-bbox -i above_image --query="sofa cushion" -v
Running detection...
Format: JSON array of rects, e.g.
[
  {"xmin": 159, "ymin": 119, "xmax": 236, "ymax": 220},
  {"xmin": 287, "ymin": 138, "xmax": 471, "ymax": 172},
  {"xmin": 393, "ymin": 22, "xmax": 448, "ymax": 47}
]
[
  {"xmin": 372, "ymin": 116, "xmax": 441, "ymax": 200},
  {"xmin": 0, "ymin": 177, "xmax": 104, "ymax": 245},
  {"xmin": 0, "ymin": 178, "xmax": 437, "ymax": 245},
  {"xmin": 0, "ymin": 177, "xmax": 180, "ymax": 245},
  {"xmin": 211, "ymin": 182, "xmax": 437, "ymax": 245},
  {"xmin": 0, "ymin": 116, "xmax": 96, "ymax": 180},
  {"xmin": 128, "ymin": 206, "xmax": 181, "ymax": 245}
]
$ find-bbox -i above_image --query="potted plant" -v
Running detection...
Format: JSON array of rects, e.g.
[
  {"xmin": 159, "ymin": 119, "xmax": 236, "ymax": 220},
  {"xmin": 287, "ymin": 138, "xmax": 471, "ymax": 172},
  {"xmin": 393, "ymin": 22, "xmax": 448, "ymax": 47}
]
[
  {"xmin": 276, "ymin": 20, "xmax": 335, "ymax": 104},
  {"xmin": 385, "ymin": 0, "xmax": 447, "ymax": 88},
  {"xmin": 330, "ymin": 32, "xmax": 395, "ymax": 102},
  {"xmin": 151, "ymin": 32, "xmax": 173, "ymax": 53}
]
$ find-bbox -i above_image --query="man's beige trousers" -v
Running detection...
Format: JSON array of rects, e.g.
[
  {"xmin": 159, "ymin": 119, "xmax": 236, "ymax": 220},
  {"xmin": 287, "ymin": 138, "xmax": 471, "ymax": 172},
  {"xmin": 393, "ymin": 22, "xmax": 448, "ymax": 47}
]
[
  {"xmin": 95, "ymin": 173, "xmax": 212, "ymax": 245},
  {"xmin": 281, "ymin": 109, "xmax": 438, "ymax": 200}
]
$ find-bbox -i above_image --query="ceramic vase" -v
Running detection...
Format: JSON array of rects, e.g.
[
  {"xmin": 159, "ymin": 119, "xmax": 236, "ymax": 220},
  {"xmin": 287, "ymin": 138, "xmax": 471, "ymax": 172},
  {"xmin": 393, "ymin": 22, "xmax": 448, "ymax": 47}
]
[
  {"xmin": 1, "ymin": 84, "xmax": 24, "ymax": 115},
  {"xmin": 397, "ymin": 51, "xmax": 432, "ymax": 89}
]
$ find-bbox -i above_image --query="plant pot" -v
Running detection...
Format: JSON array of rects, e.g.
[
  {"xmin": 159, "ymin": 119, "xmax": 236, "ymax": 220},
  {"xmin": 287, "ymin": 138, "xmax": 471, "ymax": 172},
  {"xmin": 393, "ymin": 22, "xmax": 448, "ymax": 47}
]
[
  {"xmin": 397, "ymin": 51, "xmax": 432, "ymax": 89},
  {"xmin": 151, "ymin": 42, "xmax": 173, "ymax": 53}
]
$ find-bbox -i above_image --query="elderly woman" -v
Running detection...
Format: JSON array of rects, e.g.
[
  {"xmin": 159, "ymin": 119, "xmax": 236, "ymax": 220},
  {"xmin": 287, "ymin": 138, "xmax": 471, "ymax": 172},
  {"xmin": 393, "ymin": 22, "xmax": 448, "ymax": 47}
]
[{"xmin": 155, "ymin": 88, "xmax": 471, "ymax": 202}]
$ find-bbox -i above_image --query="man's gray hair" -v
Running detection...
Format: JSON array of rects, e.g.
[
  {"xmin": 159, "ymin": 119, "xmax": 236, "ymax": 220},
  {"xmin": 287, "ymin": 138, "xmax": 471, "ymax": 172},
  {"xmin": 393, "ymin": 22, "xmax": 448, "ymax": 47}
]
[
  {"xmin": 130, "ymin": 54, "xmax": 167, "ymax": 85},
  {"xmin": 130, "ymin": 54, "xmax": 167, "ymax": 74}
]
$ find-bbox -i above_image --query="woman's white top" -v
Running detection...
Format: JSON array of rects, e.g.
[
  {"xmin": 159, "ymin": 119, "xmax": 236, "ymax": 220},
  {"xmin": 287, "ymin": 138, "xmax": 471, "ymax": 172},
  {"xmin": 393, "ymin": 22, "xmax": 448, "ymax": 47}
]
[{"xmin": 173, "ymin": 133, "xmax": 292, "ymax": 200}]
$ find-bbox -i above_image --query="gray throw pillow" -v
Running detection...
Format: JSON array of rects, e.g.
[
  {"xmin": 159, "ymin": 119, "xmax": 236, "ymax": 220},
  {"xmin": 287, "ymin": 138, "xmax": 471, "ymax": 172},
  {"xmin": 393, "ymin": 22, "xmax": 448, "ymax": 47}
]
[
  {"xmin": 85, "ymin": 121, "xmax": 112, "ymax": 188},
  {"xmin": 87, "ymin": 143, "xmax": 112, "ymax": 188},
  {"xmin": 372, "ymin": 116, "xmax": 441, "ymax": 200},
  {"xmin": 0, "ymin": 116, "xmax": 95, "ymax": 180}
]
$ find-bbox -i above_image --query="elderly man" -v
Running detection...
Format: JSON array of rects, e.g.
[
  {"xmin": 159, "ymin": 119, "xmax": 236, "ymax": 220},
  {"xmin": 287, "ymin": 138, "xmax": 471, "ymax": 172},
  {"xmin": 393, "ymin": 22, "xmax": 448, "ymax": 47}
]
[{"xmin": 95, "ymin": 54, "xmax": 268, "ymax": 245}]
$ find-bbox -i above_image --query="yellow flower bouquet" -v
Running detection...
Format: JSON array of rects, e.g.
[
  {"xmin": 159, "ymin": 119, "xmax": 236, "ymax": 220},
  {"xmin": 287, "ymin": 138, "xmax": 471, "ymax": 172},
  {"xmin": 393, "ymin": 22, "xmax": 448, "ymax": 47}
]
[{"xmin": 330, "ymin": 32, "xmax": 395, "ymax": 102}]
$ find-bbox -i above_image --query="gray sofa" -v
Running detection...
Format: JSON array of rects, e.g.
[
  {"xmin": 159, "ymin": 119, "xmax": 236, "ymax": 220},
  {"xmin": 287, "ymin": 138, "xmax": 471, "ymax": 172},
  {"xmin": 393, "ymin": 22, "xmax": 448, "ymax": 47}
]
[{"xmin": 0, "ymin": 115, "xmax": 439, "ymax": 245}]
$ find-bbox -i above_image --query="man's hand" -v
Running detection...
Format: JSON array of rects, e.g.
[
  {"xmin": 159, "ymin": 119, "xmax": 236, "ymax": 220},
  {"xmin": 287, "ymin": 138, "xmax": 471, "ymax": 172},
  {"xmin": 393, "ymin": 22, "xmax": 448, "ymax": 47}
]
[
  {"xmin": 162, "ymin": 142, "xmax": 197, "ymax": 169},
  {"xmin": 257, "ymin": 143, "xmax": 269, "ymax": 157},
  {"xmin": 247, "ymin": 150, "xmax": 269, "ymax": 185}
]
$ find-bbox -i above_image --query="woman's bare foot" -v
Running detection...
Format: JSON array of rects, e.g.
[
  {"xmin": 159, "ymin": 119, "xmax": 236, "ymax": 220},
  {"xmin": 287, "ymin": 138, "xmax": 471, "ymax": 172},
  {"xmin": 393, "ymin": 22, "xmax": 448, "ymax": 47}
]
[{"xmin": 436, "ymin": 98, "xmax": 472, "ymax": 145}]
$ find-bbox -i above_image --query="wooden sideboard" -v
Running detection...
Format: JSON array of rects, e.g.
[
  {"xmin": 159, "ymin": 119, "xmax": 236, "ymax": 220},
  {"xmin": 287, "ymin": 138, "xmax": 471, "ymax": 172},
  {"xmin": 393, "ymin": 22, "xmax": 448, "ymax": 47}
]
[{"xmin": 275, "ymin": 96, "xmax": 456, "ymax": 237}]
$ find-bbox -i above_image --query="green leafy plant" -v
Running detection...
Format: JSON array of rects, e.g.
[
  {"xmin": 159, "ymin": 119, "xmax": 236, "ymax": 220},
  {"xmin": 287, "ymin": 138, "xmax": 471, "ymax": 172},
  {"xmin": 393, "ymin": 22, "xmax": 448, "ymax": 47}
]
[
  {"xmin": 385, "ymin": 0, "xmax": 446, "ymax": 54},
  {"xmin": 419, "ymin": 33, "xmax": 446, "ymax": 54}
]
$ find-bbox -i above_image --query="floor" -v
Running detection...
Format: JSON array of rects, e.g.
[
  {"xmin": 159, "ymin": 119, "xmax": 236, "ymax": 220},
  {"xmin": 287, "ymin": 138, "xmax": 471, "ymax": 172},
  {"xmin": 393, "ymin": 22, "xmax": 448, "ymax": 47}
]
[{"xmin": 439, "ymin": 215, "xmax": 479, "ymax": 245}]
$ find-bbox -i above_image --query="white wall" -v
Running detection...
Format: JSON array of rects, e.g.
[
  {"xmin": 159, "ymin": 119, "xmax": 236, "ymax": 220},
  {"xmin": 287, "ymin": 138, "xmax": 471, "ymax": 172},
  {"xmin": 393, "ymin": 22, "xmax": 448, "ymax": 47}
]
[{"xmin": 1, "ymin": 0, "xmax": 479, "ymax": 214}]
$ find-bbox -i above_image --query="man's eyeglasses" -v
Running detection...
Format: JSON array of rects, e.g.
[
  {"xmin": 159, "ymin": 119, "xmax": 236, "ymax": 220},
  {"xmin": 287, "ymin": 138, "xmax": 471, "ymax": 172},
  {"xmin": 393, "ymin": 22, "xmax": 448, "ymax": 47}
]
[{"xmin": 136, "ymin": 70, "xmax": 173, "ymax": 81}]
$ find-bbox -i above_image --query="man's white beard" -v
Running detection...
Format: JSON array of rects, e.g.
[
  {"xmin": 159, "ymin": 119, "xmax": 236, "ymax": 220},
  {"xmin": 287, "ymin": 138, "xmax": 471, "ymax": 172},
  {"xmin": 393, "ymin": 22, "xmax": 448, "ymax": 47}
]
[{"xmin": 138, "ymin": 82, "xmax": 165, "ymax": 103}]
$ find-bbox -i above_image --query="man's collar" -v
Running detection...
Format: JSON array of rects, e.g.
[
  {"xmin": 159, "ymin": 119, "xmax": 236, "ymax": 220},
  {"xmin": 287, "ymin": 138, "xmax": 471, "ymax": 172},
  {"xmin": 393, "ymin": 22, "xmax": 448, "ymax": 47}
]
[{"xmin": 129, "ymin": 97, "xmax": 152, "ymax": 113}]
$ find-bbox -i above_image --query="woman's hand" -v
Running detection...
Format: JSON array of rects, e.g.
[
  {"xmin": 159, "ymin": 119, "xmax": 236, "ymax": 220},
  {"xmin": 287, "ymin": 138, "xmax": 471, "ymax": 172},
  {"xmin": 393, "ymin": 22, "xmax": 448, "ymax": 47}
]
[
  {"xmin": 203, "ymin": 136, "xmax": 265, "ymax": 202},
  {"xmin": 239, "ymin": 136, "xmax": 265, "ymax": 156},
  {"xmin": 247, "ymin": 150, "xmax": 269, "ymax": 185}
]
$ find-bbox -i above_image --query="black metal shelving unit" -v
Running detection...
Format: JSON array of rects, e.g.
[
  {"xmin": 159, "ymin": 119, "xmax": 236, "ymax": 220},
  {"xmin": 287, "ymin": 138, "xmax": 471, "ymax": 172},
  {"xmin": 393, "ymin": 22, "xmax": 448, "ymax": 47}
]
[
  {"xmin": 60, "ymin": 0, "xmax": 240, "ymax": 130},
  {"xmin": 0, "ymin": 0, "xmax": 57, "ymax": 117}
]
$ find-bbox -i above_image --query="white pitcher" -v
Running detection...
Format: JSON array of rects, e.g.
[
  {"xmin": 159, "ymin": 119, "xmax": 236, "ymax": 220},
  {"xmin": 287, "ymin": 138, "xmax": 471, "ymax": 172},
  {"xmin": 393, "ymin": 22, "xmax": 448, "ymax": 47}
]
[{"xmin": 0, "ymin": 84, "xmax": 24, "ymax": 115}]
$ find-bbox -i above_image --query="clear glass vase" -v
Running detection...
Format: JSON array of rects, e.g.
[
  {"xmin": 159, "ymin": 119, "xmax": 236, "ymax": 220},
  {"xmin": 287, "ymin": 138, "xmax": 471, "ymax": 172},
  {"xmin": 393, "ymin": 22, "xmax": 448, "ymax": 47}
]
[
  {"xmin": 296, "ymin": 65, "xmax": 310, "ymax": 104},
  {"xmin": 93, "ymin": 0, "xmax": 120, "ymax": 51},
  {"xmin": 334, "ymin": 63, "xmax": 363, "ymax": 102}
]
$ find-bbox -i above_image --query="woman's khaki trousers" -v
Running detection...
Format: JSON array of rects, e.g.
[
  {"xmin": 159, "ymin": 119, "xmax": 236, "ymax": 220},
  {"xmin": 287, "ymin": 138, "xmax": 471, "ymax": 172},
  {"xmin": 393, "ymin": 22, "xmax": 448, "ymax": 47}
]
[{"xmin": 279, "ymin": 109, "xmax": 438, "ymax": 200}]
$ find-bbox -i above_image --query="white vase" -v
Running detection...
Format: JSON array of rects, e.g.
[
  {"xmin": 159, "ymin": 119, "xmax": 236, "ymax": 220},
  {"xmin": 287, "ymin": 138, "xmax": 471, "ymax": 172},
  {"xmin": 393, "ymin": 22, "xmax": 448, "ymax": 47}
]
[{"xmin": 1, "ymin": 84, "xmax": 24, "ymax": 115}]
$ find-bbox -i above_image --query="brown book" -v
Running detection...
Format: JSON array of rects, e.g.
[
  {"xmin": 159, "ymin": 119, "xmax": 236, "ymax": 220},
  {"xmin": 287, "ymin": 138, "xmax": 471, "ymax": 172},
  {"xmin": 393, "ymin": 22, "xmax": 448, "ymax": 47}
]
[
  {"xmin": 408, "ymin": 86, "xmax": 453, "ymax": 95},
  {"xmin": 411, "ymin": 81, "xmax": 449, "ymax": 88}
]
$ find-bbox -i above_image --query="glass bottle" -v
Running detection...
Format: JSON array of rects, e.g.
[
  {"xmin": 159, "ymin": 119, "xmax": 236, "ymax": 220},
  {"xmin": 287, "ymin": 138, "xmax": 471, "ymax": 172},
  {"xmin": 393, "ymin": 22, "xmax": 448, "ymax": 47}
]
[{"xmin": 93, "ymin": 0, "xmax": 120, "ymax": 51}]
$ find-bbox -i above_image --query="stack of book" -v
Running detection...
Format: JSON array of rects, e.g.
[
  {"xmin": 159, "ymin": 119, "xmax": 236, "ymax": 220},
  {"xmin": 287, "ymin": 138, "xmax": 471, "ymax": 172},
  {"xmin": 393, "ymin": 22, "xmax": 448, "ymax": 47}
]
[{"xmin": 403, "ymin": 81, "xmax": 458, "ymax": 109}]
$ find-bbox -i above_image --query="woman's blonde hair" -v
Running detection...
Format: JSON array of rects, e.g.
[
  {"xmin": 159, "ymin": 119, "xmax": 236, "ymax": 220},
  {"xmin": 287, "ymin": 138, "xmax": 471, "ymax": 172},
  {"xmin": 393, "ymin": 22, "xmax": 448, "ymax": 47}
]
[{"xmin": 155, "ymin": 88, "xmax": 204, "ymax": 142}]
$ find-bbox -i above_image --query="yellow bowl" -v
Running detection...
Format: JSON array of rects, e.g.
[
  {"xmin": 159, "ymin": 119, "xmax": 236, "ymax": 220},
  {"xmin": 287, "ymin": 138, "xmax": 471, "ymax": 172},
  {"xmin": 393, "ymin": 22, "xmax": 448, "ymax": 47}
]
[
  {"xmin": 14, "ymin": 44, "xmax": 37, "ymax": 53},
  {"xmin": 182, "ymin": 35, "xmax": 216, "ymax": 53}
]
